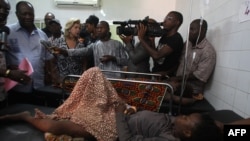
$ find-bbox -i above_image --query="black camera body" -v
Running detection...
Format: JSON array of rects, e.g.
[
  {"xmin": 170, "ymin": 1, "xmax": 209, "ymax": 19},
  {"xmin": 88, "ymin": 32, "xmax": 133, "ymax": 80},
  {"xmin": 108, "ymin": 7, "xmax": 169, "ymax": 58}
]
[{"xmin": 113, "ymin": 17, "xmax": 165, "ymax": 37}]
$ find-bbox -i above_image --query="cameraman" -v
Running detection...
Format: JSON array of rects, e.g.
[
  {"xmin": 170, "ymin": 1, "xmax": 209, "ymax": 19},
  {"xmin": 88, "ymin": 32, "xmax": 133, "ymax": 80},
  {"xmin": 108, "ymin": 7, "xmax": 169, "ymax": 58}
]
[
  {"xmin": 137, "ymin": 11, "xmax": 184, "ymax": 77},
  {"xmin": 119, "ymin": 18, "xmax": 158, "ymax": 77},
  {"xmin": 0, "ymin": 0, "xmax": 31, "ymax": 104}
]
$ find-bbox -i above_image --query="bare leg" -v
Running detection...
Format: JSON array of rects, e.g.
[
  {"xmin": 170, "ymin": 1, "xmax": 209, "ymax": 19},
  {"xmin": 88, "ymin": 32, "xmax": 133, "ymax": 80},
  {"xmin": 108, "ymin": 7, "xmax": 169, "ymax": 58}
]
[
  {"xmin": 0, "ymin": 111, "xmax": 31, "ymax": 121},
  {"xmin": 0, "ymin": 111, "xmax": 96, "ymax": 140}
]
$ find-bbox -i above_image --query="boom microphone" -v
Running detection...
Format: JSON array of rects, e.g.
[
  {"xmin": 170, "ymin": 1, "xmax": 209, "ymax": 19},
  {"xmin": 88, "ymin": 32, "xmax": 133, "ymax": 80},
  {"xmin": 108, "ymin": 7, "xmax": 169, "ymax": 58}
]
[{"xmin": 113, "ymin": 21, "xmax": 128, "ymax": 25}]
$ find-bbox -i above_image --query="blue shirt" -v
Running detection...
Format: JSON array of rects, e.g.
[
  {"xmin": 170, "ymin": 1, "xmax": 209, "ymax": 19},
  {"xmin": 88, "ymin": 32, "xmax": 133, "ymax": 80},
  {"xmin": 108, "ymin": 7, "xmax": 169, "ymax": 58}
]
[{"xmin": 6, "ymin": 22, "xmax": 53, "ymax": 93}]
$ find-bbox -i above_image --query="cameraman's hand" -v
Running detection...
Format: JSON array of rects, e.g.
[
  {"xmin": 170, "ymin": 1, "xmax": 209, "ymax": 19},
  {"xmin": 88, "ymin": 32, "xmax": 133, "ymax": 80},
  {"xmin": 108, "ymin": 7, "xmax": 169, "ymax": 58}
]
[
  {"xmin": 137, "ymin": 23, "xmax": 147, "ymax": 41},
  {"xmin": 119, "ymin": 34, "xmax": 133, "ymax": 44}
]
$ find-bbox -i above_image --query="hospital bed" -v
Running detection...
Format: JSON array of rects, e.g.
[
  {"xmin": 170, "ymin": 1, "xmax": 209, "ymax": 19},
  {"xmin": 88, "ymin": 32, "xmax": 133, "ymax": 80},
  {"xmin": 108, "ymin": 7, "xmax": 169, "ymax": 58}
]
[
  {"xmin": 0, "ymin": 70, "xmax": 244, "ymax": 141},
  {"xmin": 61, "ymin": 70, "xmax": 215, "ymax": 115}
]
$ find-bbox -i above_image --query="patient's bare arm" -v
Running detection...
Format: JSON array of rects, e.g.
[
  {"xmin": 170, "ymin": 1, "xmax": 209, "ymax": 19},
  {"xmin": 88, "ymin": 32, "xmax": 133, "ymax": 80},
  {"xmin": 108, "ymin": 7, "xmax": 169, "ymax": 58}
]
[{"xmin": 0, "ymin": 111, "xmax": 94, "ymax": 139}]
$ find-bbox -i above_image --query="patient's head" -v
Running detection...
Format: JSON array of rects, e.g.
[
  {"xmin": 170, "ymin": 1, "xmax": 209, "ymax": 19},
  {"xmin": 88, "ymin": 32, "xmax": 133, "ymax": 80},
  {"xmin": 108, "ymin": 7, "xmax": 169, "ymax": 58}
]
[{"xmin": 173, "ymin": 113, "xmax": 222, "ymax": 141}]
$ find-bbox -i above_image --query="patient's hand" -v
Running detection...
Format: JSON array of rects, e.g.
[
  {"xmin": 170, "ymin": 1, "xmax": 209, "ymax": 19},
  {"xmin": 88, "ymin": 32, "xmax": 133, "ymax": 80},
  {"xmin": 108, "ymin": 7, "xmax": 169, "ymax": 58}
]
[
  {"xmin": 114, "ymin": 102, "xmax": 126, "ymax": 113},
  {"xmin": 124, "ymin": 106, "xmax": 137, "ymax": 115},
  {"xmin": 115, "ymin": 102, "xmax": 137, "ymax": 115}
]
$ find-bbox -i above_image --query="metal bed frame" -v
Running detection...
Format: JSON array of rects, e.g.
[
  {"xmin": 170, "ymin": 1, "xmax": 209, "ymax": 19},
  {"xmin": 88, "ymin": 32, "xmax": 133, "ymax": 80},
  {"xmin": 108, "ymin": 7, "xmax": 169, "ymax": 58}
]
[{"xmin": 62, "ymin": 70, "xmax": 174, "ymax": 115}]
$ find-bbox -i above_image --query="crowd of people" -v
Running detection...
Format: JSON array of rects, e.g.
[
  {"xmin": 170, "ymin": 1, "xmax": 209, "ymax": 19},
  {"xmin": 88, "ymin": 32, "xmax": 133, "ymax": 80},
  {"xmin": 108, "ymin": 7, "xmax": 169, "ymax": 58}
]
[
  {"xmin": 0, "ymin": 0, "xmax": 217, "ymax": 105},
  {"xmin": 0, "ymin": 0, "xmax": 239, "ymax": 141}
]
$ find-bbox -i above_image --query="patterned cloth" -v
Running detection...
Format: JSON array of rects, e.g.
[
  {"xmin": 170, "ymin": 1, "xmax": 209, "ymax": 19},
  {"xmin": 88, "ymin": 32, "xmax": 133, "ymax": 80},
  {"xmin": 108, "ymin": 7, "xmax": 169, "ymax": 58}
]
[
  {"xmin": 62, "ymin": 77, "xmax": 167, "ymax": 112},
  {"xmin": 35, "ymin": 67, "xmax": 123, "ymax": 141},
  {"xmin": 111, "ymin": 78, "xmax": 167, "ymax": 112}
]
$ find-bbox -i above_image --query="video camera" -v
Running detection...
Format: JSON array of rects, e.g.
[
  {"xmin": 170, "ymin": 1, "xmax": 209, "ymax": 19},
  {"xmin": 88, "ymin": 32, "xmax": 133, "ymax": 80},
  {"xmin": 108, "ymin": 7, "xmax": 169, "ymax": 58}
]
[{"xmin": 113, "ymin": 16, "xmax": 165, "ymax": 37}]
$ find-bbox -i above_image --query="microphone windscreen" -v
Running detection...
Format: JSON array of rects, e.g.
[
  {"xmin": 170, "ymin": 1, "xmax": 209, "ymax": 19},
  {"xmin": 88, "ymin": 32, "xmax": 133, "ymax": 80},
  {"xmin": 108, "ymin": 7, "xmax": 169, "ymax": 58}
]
[
  {"xmin": 113, "ymin": 21, "xmax": 127, "ymax": 25},
  {"xmin": 0, "ymin": 26, "xmax": 10, "ymax": 34}
]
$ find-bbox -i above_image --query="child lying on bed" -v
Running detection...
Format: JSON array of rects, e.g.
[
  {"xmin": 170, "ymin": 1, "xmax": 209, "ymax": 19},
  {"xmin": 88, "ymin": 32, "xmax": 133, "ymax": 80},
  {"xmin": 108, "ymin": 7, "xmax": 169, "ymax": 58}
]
[{"xmin": 0, "ymin": 67, "xmax": 249, "ymax": 141}]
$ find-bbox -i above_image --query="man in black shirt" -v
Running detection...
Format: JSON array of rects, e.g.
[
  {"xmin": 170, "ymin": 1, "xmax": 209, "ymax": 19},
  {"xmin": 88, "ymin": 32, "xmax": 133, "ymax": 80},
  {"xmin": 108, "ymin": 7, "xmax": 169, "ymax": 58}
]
[{"xmin": 138, "ymin": 11, "xmax": 184, "ymax": 77}]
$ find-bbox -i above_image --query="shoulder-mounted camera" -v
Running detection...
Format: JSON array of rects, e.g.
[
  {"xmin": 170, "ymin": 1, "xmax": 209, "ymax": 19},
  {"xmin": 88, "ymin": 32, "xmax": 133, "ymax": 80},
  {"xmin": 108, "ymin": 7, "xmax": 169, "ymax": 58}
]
[{"xmin": 113, "ymin": 16, "xmax": 165, "ymax": 37}]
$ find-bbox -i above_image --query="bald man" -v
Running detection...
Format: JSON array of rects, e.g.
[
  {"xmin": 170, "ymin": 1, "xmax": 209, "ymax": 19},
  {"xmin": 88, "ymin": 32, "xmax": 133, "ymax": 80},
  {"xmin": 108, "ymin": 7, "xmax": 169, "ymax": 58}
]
[{"xmin": 42, "ymin": 12, "xmax": 55, "ymax": 37}]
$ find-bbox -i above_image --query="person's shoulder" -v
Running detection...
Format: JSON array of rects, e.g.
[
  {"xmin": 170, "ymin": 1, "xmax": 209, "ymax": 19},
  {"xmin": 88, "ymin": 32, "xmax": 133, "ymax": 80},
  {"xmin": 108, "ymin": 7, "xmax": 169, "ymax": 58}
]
[
  {"xmin": 7, "ymin": 22, "xmax": 19, "ymax": 31},
  {"xmin": 109, "ymin": 38, "xmax": 119, "ymax": 42},
  {"xmin": 36, "ymin": 27, "xmax": 43, "ymax": 31},
  {"xmin": 7, "ymin": 22, "xmax": 18, "ymax": 27},
  {"xmin": 37, "ymin": 28, "xmax": 48, "ymax": 37},
  {"xmin": 161, "ymin": 32, "xmax": 183, "ymax": 42},
  {"xmin": 93, "ymin": 39, "xmax": 101, "ymax": 45},
  {"xmin": 174, "ymin": 32, "xmax": 182, "ymax": 37},
  {"xmin": 173, "ymin": 32, "xmax": 184, "ymax": 41},
  {"xmin": 111, "ymin": 39, "xmax": 123, "ymax": 45},
  {"xmin": 203, "ymin": 38, "xmax": 216, "ymax": 51},
  {"xmin": 199, "ymin": 39, "xmax": 216, "ymax": 59}
]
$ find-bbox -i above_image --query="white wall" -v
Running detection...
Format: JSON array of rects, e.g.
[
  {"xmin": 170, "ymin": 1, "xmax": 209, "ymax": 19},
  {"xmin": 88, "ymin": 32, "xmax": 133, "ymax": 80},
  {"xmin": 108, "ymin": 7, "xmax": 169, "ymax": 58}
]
[
  {"xmin": 176, "ymin": 0, "xmax": 250, "ymax": 118},
  {"xmin": 7, "ymin": 0, "xmax": 176, "ymax": 28},
  {"xmin": 7, "ymin": 0, "xmax": 175, "ymax": 41}
]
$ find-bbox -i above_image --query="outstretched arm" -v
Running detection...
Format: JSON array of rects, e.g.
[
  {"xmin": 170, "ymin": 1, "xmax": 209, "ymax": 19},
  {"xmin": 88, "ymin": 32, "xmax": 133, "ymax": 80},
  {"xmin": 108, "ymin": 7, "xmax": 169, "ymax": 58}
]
[
  {"xmin": 51, "ymin": 44, "xmax": 93, "ymax": 57},
  {"xmin": 0, "ymin": 111, "xmax": 95, "ymax": 140}
]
